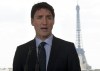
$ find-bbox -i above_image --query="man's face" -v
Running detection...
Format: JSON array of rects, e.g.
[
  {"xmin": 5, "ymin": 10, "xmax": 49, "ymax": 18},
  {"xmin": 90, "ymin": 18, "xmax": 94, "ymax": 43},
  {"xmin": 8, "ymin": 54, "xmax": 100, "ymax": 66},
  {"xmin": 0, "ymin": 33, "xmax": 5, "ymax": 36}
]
[{"xmin": 31, "ymin": 8, "xmax": 54, "ymax": 40}]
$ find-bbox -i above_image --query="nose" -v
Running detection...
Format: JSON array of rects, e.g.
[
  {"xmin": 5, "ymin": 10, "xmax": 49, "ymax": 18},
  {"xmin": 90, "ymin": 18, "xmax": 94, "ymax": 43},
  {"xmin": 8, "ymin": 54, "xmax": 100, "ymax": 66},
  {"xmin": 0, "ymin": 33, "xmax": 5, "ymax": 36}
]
[{"xmin": 42, "ymin": 17, "xmax": 47, "ymax": 25}]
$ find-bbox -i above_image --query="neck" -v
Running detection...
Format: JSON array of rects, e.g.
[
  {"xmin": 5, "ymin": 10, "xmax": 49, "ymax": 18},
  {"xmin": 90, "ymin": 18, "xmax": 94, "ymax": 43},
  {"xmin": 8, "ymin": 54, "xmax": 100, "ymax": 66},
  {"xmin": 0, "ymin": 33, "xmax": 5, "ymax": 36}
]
[{"xmin": 36, "ymin": 34, "xmax": 52, "ymax": 41}]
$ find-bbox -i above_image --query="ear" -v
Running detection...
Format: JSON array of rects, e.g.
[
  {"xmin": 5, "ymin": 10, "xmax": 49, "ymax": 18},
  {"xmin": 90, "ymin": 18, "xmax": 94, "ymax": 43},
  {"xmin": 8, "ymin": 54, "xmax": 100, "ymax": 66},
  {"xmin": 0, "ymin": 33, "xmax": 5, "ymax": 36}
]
[{"xmin": 31, "ymin": 18, "xmax": 34, "ymax": 26}]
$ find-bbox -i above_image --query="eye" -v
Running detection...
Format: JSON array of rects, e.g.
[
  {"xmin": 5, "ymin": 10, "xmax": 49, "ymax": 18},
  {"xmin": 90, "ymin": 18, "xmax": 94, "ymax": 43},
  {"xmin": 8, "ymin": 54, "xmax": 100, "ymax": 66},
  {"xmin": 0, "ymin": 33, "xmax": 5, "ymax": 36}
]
[
  {"xmin": 37, "ymin": 15, "xmax": 43, "ymax": 19},
  {"xmin": 47, "ymin": 15, "xmax": 53, "ymax": 20}
]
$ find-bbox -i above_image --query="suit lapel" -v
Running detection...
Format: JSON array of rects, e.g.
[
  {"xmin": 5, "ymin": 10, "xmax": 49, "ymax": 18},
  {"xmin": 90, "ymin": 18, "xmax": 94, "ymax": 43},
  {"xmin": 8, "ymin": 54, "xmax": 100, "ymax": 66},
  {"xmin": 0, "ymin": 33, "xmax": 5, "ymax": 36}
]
[
  {"xmin": 47, "ymin": 36, "xmax": 59, "ymax": 71},
  {"xmin": 27, "ymin": 39, "xmax": 37, "ymax": 71}
]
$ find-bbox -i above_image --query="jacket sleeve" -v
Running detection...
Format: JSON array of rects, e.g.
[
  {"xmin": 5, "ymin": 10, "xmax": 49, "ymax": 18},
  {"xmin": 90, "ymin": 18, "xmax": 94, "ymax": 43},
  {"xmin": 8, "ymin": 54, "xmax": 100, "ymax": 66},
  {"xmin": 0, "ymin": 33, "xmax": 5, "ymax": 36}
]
[
  {"xmin": 13, "ymin": 46, "xmax": 23, "ymax": 71},
  {"xmin": 68, "ymin": 43, "xmax": 81, "ymax": 71}
]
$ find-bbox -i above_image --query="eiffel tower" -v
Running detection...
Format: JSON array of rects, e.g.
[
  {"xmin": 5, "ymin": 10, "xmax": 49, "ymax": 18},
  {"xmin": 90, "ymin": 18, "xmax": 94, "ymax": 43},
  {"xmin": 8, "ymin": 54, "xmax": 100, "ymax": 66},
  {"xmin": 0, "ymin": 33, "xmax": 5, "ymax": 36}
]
[{"xmin": 75, "ymin": 4, "xmax": 91, "ymax": 71}]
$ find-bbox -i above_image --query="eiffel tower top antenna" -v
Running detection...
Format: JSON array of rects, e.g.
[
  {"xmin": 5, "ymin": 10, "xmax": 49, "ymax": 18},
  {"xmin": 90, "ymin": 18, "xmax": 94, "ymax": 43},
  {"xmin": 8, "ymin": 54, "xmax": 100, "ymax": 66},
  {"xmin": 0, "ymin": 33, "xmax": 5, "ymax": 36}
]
[
  {"xmin": 76, "ymin": 0, "xmax": 81, "ymax": 48},
  {"xmin": 77, "ymin": 0, "xmax": 79, "ymax": 5}
]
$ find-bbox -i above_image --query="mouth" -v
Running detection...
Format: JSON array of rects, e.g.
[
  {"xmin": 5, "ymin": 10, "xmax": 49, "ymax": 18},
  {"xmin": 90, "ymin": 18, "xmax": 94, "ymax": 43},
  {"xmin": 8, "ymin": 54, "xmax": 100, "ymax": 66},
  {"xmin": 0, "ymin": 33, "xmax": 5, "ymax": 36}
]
[{"xmin": 41, "ymin": 27, "xmax": 48, "ymax": 31}]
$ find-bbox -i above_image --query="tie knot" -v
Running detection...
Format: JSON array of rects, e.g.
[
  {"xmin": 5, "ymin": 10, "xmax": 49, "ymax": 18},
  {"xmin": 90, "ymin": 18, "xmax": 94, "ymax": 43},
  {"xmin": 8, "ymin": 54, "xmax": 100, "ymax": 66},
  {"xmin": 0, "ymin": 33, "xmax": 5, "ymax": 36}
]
[{"xmin": 40, "ymin": 42, "xmax": 46, "ymax": 47}]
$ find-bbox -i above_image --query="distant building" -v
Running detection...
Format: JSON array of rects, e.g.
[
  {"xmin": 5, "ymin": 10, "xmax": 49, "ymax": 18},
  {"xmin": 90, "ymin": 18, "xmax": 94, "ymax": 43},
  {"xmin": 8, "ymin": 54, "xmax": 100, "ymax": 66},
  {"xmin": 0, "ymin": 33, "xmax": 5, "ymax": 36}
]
[
  {"xmin": 0, "ymin": 68, "xmax": 12, "ymax": 71},
  {"xmin": 75, "ymin": 4, "xmax": 91, "ymax": 71},
  {"xmin": 0, "ymin": 68, "xmax": 100, "ymax": 71},
  {"xmin": 75, "ymin": 3, "xmax": 100, "ymax": 71}
]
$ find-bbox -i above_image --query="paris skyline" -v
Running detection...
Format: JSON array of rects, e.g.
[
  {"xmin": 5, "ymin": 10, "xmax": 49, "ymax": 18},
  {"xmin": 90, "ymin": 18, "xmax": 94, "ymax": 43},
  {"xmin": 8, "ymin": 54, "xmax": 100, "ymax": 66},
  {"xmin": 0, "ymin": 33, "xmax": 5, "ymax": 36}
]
[{"xmin": 0, "ymin": 0, "xmax": 100, "ymax": 69}]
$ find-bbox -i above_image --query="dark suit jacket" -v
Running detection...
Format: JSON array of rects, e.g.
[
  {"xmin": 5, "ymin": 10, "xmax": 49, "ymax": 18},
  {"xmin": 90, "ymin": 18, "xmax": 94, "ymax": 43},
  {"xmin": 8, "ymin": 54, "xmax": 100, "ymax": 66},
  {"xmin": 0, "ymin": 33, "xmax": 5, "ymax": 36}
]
[{"xmin": 13, "ymin": 36, "xmax": 81, "ymax": 71}]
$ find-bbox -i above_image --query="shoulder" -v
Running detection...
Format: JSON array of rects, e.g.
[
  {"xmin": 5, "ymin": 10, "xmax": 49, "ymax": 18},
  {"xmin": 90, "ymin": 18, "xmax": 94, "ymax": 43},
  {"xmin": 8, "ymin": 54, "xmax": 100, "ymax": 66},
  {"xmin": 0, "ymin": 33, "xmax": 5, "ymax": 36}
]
[
  {"xmin": 53, "ymin": 36, "xmax": 74, "ymax": 46},
  {"xmin": 18, "ymin": 39, "xmax": 35, "ymax": 48},
  {"xmin": 16, "ymin": 39, "xmax": 35, "ymax": 52},
  {"xmin": 53, "ymin": 36, "xmax": 76, "ymax": 51},
  {"xmin": 53, "ymin": 36, "xmax": 77, "ymax": 55},
  {"xmin": 14, "ymin": 39, "xmax": 35, "ymax": 56}
]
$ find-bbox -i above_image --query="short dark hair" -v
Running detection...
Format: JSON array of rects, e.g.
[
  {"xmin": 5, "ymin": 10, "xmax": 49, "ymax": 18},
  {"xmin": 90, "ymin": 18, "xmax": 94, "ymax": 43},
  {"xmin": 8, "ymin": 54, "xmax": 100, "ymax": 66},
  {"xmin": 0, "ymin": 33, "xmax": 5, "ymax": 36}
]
[{"xmin": 31, "ymin": 2, "xmax": 55, "ymax": 19}]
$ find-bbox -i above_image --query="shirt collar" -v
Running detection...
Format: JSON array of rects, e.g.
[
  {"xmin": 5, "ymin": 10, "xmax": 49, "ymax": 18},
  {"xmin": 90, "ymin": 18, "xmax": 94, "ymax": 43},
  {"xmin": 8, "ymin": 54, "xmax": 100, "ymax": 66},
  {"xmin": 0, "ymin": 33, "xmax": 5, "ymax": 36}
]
[{"xmin": 35, "ymin": 34, "xmax": 53, "ymax": 47}]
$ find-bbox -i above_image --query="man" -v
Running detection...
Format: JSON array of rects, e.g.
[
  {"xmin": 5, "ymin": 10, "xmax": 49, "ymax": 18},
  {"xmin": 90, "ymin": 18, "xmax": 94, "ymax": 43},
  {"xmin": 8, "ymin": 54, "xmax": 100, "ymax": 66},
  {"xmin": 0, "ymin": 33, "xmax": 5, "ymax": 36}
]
[{"xmin": 13, "ymin": 2, "xmax": 81, "ymax": 71}]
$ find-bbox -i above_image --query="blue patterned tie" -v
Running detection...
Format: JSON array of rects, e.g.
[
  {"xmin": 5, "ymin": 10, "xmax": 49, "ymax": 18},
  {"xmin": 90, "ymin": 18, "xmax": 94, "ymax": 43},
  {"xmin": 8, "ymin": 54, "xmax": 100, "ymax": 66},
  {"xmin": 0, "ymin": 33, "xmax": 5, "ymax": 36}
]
[{"xmin": 38, "ymin": 42, "xmax": 46, "ymax": 71}]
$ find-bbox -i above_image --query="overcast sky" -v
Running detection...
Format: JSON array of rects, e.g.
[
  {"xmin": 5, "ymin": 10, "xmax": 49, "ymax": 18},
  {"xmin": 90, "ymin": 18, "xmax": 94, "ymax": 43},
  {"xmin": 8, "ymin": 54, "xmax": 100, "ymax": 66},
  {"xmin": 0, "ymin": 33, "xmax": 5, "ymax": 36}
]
[{"xmin": 0, "ymin": 0, "xmax": 100, "ymax": 69}]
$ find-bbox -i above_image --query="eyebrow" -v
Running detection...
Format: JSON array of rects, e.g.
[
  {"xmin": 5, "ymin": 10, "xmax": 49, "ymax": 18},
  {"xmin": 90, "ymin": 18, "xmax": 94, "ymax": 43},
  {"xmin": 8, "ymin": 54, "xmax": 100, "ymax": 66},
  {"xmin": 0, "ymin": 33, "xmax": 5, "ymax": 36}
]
[
  {"xmin": 36, "ymin": 14, "xmax": 53, "ymax": 18},
  {"xmin": 46, "ymin": 15, "xmax": 52, "ymax": 17}
]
